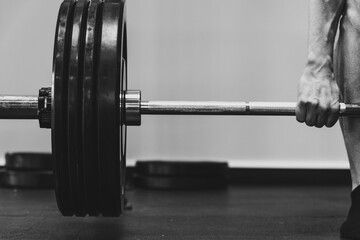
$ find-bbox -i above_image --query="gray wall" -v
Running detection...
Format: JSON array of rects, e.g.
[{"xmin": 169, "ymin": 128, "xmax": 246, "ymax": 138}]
[{"xmin": 0, "ymin": 0, "xmax": 348, "ymax": 168}]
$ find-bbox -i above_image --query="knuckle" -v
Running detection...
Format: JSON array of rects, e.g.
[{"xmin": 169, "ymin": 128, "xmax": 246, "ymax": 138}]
[
  {"xmin": 330, "ymin": 104, "xmax": 340, "ymax": 113},
  {"xmin": 297, "ymin": 99, "xmax": 307, "ymax": 107},
  {"xmin": 295, "ymin": 107, "xmax": 305, "ymax": 116},
  {"xmin": 295, "ymin": 104, "xmax": 303, "ymax": 113},
  {"xmin": 307, "ymin": 100, "xmax": 319, "ymax": 108},
  {"xmin": 318, "ymin": 104, "xmax": 329, "ymax": 113}
]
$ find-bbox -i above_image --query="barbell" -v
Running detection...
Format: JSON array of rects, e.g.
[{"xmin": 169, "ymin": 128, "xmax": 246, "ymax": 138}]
[{"xmin": 1, "ymin": 0, "xmax": 360, "ymax": 217}]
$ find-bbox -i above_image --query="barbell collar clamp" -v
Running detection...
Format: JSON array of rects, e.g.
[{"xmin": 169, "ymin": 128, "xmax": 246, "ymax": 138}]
[
  {"xmin": 38, "ymin": 87, "xmax": 51, "ymax": 128},
  {"xmin": 123, "ymin": 90, "xmax": 141, "ymax": 126}
]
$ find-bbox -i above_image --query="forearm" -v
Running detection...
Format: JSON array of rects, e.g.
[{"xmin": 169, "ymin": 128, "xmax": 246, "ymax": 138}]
[
  {"xmin": 296, "ymin": 0, "xmax": 344, "ymax": 128},
  {"xmin": 307, "ymin": 0, "xmax": 346, "ymax": 67}
]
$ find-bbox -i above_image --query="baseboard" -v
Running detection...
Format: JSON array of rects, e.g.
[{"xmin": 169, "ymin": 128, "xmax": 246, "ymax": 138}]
[
  {"xmin": 126, "ymin": 167, "xmax": 351, "ymax": 186},
  {"xmin": 226, "ymin": 168, "xmax": 351, "ymax": 185}
]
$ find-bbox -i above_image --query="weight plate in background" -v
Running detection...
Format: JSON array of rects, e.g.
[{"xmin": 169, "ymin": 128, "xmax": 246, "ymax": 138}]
[
  {"xmin": 136, "ymin": 161, "xmax": 229, "ymax": 177},
  {"xmin": 5, "ymin": 153, "xmax": 52, "ymax": 171},
  {"xmin": 0, "ymin": 170, "xmax": 54, "ymax": 189},
  {"xmin": 82, "ymin": 0, "xmax": 102, "ymax": 216},
  {"xmin": 52, "ymin": 0, "xmax": 76, "ymax": 216},
  {"xmin": 67, "ymin": 0, "xmax": 88, "ymax": 217},
  {"xmin": 96, "ymin": 0, "xmax": 125, "ymax": 217},
  {"xmin": 134, "ymin": 174, "xmax": 227, "ymax": 190}
]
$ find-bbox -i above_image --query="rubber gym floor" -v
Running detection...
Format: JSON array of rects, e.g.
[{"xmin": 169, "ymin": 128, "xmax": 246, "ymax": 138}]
[{"xmin": 0, "ymin": 182, "xmax": 351, "ymax": 240}]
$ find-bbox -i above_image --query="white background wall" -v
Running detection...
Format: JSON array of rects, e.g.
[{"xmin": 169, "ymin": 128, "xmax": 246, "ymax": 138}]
[{"xmin": 0, "ymin": 0, "xmax": 349, "ymax": 168}]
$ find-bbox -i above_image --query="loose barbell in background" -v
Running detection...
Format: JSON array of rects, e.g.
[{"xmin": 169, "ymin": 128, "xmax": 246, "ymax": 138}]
[{"xmin": 0, "ymin": 0, "xmax": 359, "ymax": 217}]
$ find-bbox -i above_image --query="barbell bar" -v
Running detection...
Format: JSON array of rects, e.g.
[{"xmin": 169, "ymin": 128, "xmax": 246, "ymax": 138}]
[{"xmin": 2, "ymin": 0, "xmax": 360, "ymax": 217}]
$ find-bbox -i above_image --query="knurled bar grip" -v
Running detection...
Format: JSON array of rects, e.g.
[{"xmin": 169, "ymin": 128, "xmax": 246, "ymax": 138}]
[{"xmin": 0, "ymin": 95, "xmax": 359, "ymax": 120}]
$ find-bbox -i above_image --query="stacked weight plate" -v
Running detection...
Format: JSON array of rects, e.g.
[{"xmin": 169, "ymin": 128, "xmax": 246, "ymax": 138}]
[
  {"xmin": 0, "ymin": 153, "xmax": 53, "ymax": 188},
  {"xmin": 52, "ymin": 0, "xmax": 127, "ymax": 216}
]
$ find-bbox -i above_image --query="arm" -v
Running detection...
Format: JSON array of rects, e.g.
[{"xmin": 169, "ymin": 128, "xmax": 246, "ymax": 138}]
[{"xmin": 296, "ymin": 0, "xmax": 346, "ymax": 128}]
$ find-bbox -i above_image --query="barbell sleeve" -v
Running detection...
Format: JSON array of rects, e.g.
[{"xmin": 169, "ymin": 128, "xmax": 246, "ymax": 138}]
[{"xmin": 0, "ymin": 95, "xmax": 38, "ymax": 119}]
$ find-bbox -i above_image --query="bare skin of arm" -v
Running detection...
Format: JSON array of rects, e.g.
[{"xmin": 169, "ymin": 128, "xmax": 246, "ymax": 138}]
[
  {"xmin": 296, "ymin": 0, "xmax": 345, "ymax": 128},
  {"xmin": 300, "ymin": 1, "xmax": 360, "ymax": 238}
]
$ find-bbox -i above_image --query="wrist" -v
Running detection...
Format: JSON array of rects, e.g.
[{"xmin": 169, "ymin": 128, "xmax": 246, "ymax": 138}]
[{"xmin": 305, "ymin": 53, "xmax": 334, "ymax": 75}]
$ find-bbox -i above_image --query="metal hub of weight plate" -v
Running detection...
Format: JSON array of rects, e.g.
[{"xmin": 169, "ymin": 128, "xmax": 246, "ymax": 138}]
[{"xmin": 52, "ymin": 0, "xmax": 127, "ymax": 216}]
